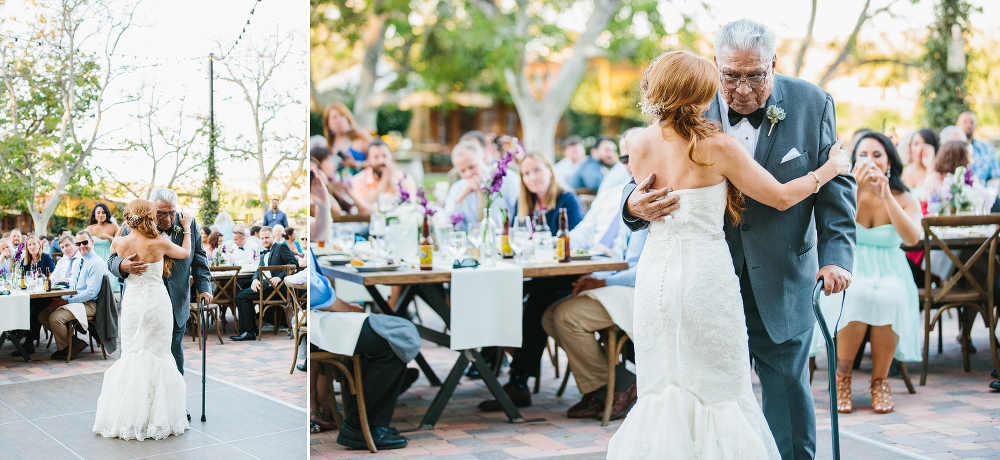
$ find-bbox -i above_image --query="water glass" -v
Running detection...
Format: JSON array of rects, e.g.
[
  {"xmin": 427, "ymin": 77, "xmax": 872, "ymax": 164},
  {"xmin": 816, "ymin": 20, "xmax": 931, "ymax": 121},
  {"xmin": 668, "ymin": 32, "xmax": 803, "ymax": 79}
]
[
  {"xmin": 448, "ymin": 231, "xmax": 468, "ymax": 260},
  {"xmin": 369, "ymin": 214, "xmax": 388, "ymax": 256},
  {"xmin": 334, "ymin": 227, "xmax": 355, "ymax": 253}
]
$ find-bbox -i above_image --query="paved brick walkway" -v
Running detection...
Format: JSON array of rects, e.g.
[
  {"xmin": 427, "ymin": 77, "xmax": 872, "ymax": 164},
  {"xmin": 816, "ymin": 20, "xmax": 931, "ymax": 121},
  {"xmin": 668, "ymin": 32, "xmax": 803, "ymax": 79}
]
[{"xmin": 312, "ymin": 315, "xmax": 1000, "ymax": 459}]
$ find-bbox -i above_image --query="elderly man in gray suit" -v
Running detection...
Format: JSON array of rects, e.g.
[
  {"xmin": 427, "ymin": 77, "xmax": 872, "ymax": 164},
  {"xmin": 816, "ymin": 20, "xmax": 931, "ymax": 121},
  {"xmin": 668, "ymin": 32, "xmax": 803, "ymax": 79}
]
[
  {"xmin": 108, "ymin": 188, "xmax": 213, "ymax": 377},
  {"xmin": 621, "ymin": 19, "xmax": 857, "ymax": 459}
]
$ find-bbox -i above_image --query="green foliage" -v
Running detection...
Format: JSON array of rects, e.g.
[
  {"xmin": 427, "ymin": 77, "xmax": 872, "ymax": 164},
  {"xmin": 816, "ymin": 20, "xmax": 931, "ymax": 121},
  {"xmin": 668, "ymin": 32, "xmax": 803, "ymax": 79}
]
[
  {"xmin": 198, "ymin": 121, "xmax": 221, "ymax": 226},
  {"xmin": 375, "ymin": 106, "xmax": 413, "ymax": 135},
  {"xmin": 921, "ymin": 0, "xmax": 980, "ymax": 130}
]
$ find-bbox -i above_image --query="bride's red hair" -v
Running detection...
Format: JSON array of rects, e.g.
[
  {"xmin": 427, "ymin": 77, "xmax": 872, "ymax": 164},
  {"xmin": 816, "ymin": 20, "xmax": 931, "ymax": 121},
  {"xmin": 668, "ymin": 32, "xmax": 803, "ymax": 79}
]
[
  {"xmin": 124, "ymin": 199, "xmax": 173, "ymax": 277},
  {"xmin": 640, "ymin": 50, "xmax": 744, "ymax": 225}
]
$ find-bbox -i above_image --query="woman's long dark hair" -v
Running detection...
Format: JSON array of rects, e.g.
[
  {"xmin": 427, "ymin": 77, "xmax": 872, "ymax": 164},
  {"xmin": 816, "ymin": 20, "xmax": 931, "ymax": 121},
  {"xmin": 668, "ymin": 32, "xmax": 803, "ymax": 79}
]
[
  {"xmin": 914, "ymin": 128, "xmax": 940, "ymax": 155},
  {"xmin": 852, "ymin": 132, "xmax": 908, "ymax": 193},
  {"xmin": 89, "ymin": 203, "xmax": 113, "ymax": 226}
]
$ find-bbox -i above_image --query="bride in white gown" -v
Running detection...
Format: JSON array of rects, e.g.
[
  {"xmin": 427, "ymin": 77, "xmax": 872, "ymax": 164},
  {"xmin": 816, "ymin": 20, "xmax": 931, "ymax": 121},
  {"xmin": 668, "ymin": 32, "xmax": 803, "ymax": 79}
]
[
  {"xmin": 93, "ymin": 199, "xmax": 191, "ymax": 440},
  {"xmin": 606, "ymin": 51, "xmax": 850, "ymax": 459}
]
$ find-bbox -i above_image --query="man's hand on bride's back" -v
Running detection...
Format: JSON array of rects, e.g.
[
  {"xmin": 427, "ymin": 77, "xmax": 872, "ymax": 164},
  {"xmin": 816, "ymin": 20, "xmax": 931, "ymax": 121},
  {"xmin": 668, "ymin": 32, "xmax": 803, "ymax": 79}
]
[
  {"xmin": 627, "ymin": 174, "xmax": 679, "ymax": 222},
  {"xmin": 120, "ymin": 253, "xmax": 148, "ymax": 276}
]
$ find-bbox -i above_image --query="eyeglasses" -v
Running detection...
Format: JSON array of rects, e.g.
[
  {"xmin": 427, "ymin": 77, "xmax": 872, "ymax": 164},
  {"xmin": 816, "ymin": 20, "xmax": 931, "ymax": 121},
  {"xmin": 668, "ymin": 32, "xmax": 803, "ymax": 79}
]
[
  {"xmin": 75, "ymin": 240, "xmax": 90, "ymax": 247},
  {"xmin": 452, "ymin": 258, "xmax": 480, "ymax": 269},
  {"xmin": 619, "ymin": 155, "xmax": 629, "ymax": 165},
  {"xmin": 720, "ymin": 72, "xmax": 768, "ymax": 89},
  {"xmin": 156, "ymin": 210, "xmax": 176, "ymax": 219}
]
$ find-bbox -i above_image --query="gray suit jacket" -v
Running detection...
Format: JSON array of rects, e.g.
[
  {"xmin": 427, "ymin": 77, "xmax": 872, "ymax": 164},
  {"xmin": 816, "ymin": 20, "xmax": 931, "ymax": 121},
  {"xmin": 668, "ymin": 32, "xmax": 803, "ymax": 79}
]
[
  {"xmin": 93, "ymin": 274, "xmax": 119, "ymax": 354},
  {"xmin": 622, "ymin": 74, "xmax": 857, "ymax": 344},
  {"xmin": 108, "ymin": 216, "xmax": 213, "ymax": 328}
]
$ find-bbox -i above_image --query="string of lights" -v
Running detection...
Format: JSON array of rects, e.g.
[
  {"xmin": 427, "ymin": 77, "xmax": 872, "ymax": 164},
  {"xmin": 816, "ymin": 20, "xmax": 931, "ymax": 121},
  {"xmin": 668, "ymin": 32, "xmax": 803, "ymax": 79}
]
[
  {"xmin": 0, "ymin": 33, "xmax": 204, "ymax": 63},
  {"xmin": 216, "ymin": 0, "xmax": 263, "ymax": 61}
]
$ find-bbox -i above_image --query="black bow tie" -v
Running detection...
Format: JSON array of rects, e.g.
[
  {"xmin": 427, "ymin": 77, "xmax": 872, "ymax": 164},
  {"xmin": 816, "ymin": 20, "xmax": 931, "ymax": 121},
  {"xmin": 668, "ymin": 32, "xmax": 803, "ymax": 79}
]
[
  {"xmin": 728, "ymin": 106, "xmax": 765, "ymax": 129},
  {"xmin": 237, "ymin": 246, "xmax": 245, "ymax": 251},
  {"xmin": 261, "ymin": 249, "xmax": 270, "ymax": 255}
]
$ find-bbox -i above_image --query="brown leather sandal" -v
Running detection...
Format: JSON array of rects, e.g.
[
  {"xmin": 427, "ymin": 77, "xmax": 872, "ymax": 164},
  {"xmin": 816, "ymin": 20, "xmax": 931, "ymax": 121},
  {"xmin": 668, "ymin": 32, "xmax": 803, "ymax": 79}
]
[
  {"xmin": 870, "ymin": 377, "xmax": 894, "ymax": 414},
  {"xmin": 836, "ymin": 372, "xmax": 853, "ymax": 414}
]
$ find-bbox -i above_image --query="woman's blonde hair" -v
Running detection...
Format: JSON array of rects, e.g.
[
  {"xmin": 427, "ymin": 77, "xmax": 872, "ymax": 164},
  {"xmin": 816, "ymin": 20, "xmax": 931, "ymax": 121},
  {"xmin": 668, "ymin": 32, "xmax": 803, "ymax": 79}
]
[
  {"xmin": 125, "ymin": 199, "xmax": 173, "ymax": 277},
  {"xmin": 517, "ymin": 151, "xmax": 566, "ymax": 218},
  {"xmin": 24, "ymin": 235, "xmax": 42, "ymax": 264},
  {"xmin": 640, "ymin": 50, "xmax": 744, "ymax": 225},
  {"xmin": 214, "ymin": 211, "xmax": 233, "ymax": 225}
]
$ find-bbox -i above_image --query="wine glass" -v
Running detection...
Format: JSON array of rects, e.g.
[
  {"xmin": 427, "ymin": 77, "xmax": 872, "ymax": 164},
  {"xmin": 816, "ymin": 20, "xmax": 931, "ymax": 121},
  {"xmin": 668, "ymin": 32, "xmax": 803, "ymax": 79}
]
[
  {"xmin": 334, "ymin": 227, "xmax": 355, "ymax": 254},
  {"xmin": 511, "ymin": 216, "xmax": 533, "ymax": 263},
  {"xmin": 369, "ymin": 214, "xmax": 387, "ymax": 257},
  {"xmin": 448, "ymin": 230, "xmax": 468, "ymax": 261}
]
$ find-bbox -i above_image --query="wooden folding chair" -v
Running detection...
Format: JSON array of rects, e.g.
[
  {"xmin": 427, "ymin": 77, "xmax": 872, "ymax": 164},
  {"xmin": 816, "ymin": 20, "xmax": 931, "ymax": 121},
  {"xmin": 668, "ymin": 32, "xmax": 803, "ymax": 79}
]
[
  {"xmin": 312, "ymin": 351, "xmax": 377, "ymax": 453},
  {"xmin": 918, "ymin": 215, "xmax": 1000, "ymax": 385},
  {"xmin": 286, "ymin": 281, "xmax": 308, "ymax": 374}
]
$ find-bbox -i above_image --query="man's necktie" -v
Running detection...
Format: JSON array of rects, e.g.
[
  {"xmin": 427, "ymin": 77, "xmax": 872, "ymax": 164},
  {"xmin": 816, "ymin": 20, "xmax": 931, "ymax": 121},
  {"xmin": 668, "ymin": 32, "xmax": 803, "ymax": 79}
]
[
  {"xmin": 728, "ymin": 106, "xmax": 765, "ymax": 129},
  {"xmin": 72, "ymin": 258, "xmax": 84, "ymax": 290}
]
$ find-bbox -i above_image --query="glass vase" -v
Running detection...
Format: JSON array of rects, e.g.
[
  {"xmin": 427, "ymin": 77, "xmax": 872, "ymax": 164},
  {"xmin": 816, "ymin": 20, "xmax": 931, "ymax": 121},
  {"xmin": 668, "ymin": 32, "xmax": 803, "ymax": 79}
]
[{"xmin": 481, "ymin": 209, "xmax": 499, "ymax": 267}]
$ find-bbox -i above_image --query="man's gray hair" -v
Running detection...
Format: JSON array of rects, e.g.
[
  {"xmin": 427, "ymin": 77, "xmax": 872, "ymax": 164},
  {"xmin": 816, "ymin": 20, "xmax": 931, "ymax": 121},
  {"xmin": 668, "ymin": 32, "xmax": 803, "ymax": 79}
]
[
  {"xmin": 76, "ymin": 229, "xmax": 94, "ymax": 241},
  {"xmin": 0, "ymin": 237, "xmax": 10, "ymax": 247},
  {"xmin": 150, "ymin": 187, "xmax": 178, "ymax": 206},
  {"xmin": 452, "ymin": 140, "xmax": 486, "ymax": 165},
  {"xmin": 940, "ymin": 125, "xmax": 969, "ymax": 143},
  {"xmin": 58, "ymin": 235, "xmax": 75, "ymax": 245},
  {"xmin": 715, "ymin": 19, "xmax": 777, "ymax": 60},
  {"xmin": 959, "ymin": 110, "xmax": 978, "ymax": 123}
]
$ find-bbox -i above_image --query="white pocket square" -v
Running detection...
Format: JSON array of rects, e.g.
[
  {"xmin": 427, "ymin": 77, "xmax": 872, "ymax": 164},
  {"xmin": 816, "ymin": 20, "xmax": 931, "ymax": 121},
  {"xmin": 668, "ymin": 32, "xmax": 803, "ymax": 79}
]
[{"xmin": 781, "ymin": 148, "xmax": 802, "ymax": 164}]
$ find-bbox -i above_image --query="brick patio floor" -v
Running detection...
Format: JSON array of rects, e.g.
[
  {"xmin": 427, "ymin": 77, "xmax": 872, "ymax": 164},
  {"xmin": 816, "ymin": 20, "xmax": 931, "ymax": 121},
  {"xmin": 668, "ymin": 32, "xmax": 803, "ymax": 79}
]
[{"xmin": 311, "ymin": 314, "xmax": 1000, "ymax": 460}]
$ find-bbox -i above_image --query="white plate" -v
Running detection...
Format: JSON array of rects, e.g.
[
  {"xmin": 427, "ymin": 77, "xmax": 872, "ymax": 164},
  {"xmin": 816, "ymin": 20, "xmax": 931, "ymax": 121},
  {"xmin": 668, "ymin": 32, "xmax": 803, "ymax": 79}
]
[
  {"xmin": 354, "ymin": 265, "xmax": 403, "ymax": 273},
  {"xmin": 570, "ymin": 253, "xmax": 594, "ymax": 260}
]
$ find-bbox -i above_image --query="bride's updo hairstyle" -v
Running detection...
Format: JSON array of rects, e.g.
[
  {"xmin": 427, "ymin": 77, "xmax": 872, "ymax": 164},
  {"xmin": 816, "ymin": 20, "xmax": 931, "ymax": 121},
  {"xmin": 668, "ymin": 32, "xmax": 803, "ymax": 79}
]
[
  {"xmin": 124, "ymin": 199, "xmax": 173, "ymax": 277},
  {"xmin": 639, "ymin": 50, "xmax": 744, "ymax": 225}
]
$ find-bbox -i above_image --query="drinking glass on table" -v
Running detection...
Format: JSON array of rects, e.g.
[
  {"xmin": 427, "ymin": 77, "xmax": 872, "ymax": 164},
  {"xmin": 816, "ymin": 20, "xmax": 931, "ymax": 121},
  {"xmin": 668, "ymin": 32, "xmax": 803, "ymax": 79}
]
[
  {"xmin": 511, "ymin": 216, "xmax": 533, "ymax": 263},
  {"xmin": 448, "ymin": 230, "xmax": 468, "ymax": 261},
  {"xmin": 333, "ymin": 227, "xmax": 355, "ymax": 253},
  {"xmin": 466, "ymin": 222, "xmax": 483, "ymax": 259},
  {"xmin": 369, "ymin": 214, "xmax": 388, "ymax": 257}
]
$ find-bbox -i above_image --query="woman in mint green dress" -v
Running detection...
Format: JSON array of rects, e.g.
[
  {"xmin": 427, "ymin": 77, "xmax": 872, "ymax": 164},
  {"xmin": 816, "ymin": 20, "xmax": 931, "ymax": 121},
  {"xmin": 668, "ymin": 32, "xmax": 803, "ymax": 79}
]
[
  {"xmin": 88, "ymin": 203, "xmax": 121, "ymax": 291},
  {"xmin": 813, "ymin": 132, "xmax": 922, "ymax": 416}
]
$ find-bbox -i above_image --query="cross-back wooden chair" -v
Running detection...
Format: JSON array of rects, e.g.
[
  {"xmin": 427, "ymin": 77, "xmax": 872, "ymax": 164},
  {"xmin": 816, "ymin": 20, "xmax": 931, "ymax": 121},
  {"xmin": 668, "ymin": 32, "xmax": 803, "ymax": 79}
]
[
  {"xmin": 312, "ymin": 351, "xmax": 377, "ymax": 453},
  {"xmin": 209, "ymin": 266, "xmax": 242, "ymax": 333},
  {"xmin": 919, "ymin": 214, "xmax": 1000, "ymax": 385},
  {"xmin": 253, "ymin": 264, "xmax": 298, "ymax": 340}
]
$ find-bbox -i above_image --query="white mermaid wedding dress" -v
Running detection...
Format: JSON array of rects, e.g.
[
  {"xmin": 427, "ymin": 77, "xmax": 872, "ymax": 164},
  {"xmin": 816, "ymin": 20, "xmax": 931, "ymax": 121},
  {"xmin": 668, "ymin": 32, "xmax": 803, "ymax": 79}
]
[
  {"xmin": 93, "ymin": 260, "xmax": 189, "ymax": 440},
  {"xmin": 607, "ymin": 181, "xmax": 780, "ymax": 459}
]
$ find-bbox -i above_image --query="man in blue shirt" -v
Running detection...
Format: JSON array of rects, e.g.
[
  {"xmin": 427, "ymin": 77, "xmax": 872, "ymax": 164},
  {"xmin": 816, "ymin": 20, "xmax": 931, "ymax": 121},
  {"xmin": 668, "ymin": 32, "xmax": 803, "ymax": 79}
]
[
  {"xmin": 39, "ymin": 230, "xmax": 108, "ymax": 359},
  {"xmin": 263, "ymin": 199, "xmax": 289, "ymax": 228},
  {"xmin": 569, "ymin": 136, "xmax": 619, "ymax": 193},
  {"xmin": 957, "ymin": 111, "xmax": 1000, "ymax": 184}
]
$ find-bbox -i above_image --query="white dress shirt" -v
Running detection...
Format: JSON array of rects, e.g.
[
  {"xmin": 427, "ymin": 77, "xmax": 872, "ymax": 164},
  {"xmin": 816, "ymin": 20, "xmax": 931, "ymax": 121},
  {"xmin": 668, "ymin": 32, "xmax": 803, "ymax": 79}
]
[
  {"xmin": 718, "ymin": 94, "xmax": 763, "ymax": 156},
  {"xmin": 569, "ymin": 182, "xmax": 630, "ymax": 256},
  {"xmin": 53, "ymin": 252, "xmax": 81, "ymax": 282},
  {"xmin": 223, "ymin": 240, "xmax": 261, "ymax": 267}
]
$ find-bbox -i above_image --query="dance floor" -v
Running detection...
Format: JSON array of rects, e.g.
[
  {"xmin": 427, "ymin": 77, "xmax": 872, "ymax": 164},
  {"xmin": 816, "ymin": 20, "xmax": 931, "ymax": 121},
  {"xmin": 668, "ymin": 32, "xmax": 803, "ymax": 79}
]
[{"xmin": 0, "ymin": 370, "xmax": 307, "ymax": 459}]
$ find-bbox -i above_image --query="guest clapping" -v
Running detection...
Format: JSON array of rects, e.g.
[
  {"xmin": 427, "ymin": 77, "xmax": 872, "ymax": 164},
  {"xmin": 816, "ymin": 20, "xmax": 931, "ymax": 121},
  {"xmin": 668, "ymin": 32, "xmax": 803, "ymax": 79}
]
[{"xmin": 815, "ymin": 132, "xmax": 921, "ymax": 415}]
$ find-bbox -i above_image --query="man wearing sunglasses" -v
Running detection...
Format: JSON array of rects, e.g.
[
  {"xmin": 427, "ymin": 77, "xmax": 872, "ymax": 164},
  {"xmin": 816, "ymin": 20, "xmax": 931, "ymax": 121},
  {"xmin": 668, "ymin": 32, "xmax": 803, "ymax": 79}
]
[{"xmin": 37, "ymin": 230, "xmax": 108, "ymax": 360}]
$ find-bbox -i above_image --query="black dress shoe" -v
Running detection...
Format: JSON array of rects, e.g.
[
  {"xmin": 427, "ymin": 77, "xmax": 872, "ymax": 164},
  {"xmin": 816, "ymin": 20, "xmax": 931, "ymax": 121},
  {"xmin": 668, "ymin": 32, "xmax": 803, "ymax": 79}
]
[
  {"xmin": 296, "ymin": 362, "xmax": 307, "ymax": 372},
  {"xmin": 336, "ymin": 422, "xmax": 407, "ymax": 450},
  {"xmin": 478, "ymin": 382, "xmax": 531, "ymax": 411},
  {"xmin": 990, "ymin": 380, "xmax": 1000, "ymax": 391},
  {"xmin": 51, "ymin": 347, "xmax": 68, "ymax": 360},
  {"xmin": 229, "ymin": 332, "xmax": 256, "ymax": 341}
]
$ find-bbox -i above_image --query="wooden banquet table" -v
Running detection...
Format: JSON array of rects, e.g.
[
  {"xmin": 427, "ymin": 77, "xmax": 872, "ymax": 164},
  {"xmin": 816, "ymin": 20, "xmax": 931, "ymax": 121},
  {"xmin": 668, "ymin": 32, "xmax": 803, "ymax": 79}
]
[
  {"xmin": 0, "ymin": 289, "xmax": 78, "ymax": 362},
  {"xmin": 319, "ymin": 257, "xmax": 628, "ymax": 431}
]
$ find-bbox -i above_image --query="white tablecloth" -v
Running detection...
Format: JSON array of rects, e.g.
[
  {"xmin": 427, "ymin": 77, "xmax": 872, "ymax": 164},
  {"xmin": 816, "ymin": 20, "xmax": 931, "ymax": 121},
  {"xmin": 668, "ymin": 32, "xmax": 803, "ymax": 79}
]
[
  {"xmin": 448, "ymin": 260, "xmax": 523, "ymax": 350},
  {"xmin": 0, "ymin": 292, "xmax": 31, "ymax": 332},
  {"xmin": 310, "ymin": 311, "xmax": 369, "ymax": 355}
]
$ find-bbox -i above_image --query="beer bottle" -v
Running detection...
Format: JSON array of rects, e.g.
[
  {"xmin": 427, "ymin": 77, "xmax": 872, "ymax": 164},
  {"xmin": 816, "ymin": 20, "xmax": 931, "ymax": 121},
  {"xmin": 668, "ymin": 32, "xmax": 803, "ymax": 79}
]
[
  {"xmin": 419, "ymin": 214, "xmax": 434, "ymax": 271},
  {"xmin": 536, "ymin": 211, "xmax": 551, "ymax": 236},
  {"xmin": 556, "ymin": 208, "xmax": 570, "ymax": 263},
  {"xmin": 44, "ymin": 267, "xmax": 52, "ymax": 291},
  {"xmin": 501, "ymin": 214, "xmax": 512, "ymax": 257}
]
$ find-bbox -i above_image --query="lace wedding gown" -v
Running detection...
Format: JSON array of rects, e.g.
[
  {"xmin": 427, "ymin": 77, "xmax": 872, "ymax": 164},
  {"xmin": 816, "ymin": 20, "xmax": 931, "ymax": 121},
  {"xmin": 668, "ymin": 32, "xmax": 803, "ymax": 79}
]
[
  {"xmin": 93, "ymin": 260, "xmax": 189, "ymax": 440},
  {"xmin": 607, "ymin": 181, "xmax": 780, "ymax": 459}
]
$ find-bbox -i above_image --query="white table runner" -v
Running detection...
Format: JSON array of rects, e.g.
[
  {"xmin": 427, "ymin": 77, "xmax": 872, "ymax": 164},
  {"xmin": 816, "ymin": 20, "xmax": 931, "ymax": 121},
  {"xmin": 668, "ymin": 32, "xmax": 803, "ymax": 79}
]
[
  {"xmin": 0, "ymin": 292, "xmax": 31, "ymax": 332},
  {"xmin": 448, "ymin": 260, "xmax": 523, "ymax": 350}
]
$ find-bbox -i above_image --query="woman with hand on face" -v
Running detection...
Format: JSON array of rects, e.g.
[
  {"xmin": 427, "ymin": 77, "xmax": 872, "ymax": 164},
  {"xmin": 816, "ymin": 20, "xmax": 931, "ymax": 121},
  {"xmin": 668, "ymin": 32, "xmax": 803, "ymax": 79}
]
[
  {"xmin": 87, "ymin": 203, "xmax": 120, "ymax": 264},
  {"xmin": 813, "ymin": 131, "xmax": 921, "ymax": 415},
  {"xmin": 901, "ymin": 129, "xmax": 940, "ymax": 200}
]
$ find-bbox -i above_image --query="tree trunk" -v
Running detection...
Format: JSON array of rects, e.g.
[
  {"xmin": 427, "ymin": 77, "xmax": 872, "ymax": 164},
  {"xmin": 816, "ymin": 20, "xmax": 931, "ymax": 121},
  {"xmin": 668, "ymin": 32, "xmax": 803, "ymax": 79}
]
[
  {"xmin": 352, "ymin": 0, "xmax": 389, "ymax": 132},
  {"xmin": 793, "ymin": 0, "xmax": 818, "ymax": 78}
]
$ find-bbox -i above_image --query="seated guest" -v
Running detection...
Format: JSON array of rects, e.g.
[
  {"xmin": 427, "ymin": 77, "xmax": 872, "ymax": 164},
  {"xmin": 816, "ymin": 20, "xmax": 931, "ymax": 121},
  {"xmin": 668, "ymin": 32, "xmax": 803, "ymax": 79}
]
[
  {"xmin": 50, "ymin": 230, "xmax": 68, "ymax": 256},
  {"xmin": 553, "ymin": 136, "xmax": 587, "ymax": 188},
  {"xmin": 38, "ymin": 230, "xmax": 108, "ymax": 360},
  {"xmin": 479, "ymin": 152, "xmax": 584, "ymax": 410},
  {"xmin": 957, "ymin": 111, "xmax": 999, "ymax": 185},
  {"xmin": 214, "ymin": 211, "xmax": 235, "ymax": 242},
  {"xmin": 542, "ymin": 228, "xmax": 646, "ymax": 420},
  {"xmin": 248, "ymin": 225, "xmax": 263, "ymax": 248},
  {"xmin": 569, "ymin": 130, "xmax": 641, "ymax": 257},
  {"xmin": 325, "ymin": 102, "xmax": 369, "ymax": 174},
  {"xmin": 517, "ymin": 152, "xmax": 584, "ymax": 233},
  {"xmin": 222, "ymin": 229, "xmax": 261, "ymax": 269},
  {"xmin": 0, "ymin": 237, "xmax": 14, "ymax": 274},
  {"xmin": 922, "ymin": 140, "xmax": 972, "ymax": 200},
  {"xmin": 444, "ymin": 140, "xmax": 520, "ymax": 230},
  {"xmin": 311, "ymin": 146, "xmax": 373, "ymax": 215},
  {"xmin": 200, "ymin": 226, "xmax": 213, "ymax": 251},
  {"xmin": 9, "ymin": 228, "xmax": 22, "ymax": 247},
  {"xmin": 230, "ymin": 226, "xmax": 298, "ymax": 341},
  {"xmin": 51, "ymin": 235, "xmax": 81, "ymax": 285},
  {"xmin": 447, "ymin": 130, "xmax": 489, "ymax": 186},
  {"xmin": 813, "ymin": 132, "xmax": 921, "ymax": 414},
  {"xmin": 205, "ymin": 231, "xmax": 224, "ymax": 260},
  {"xmin": 569, "ymin": 136, "xmax": 619, "ymax": 194},
  {"xmin": 14, "ymin": 235, "xmax": 57, "ymax": 356},
  {"xmin": 351, "ymin": 139, "xmax": 416, "ymax": 208},
  {"xmin": 901, "ymin": 128, "xmax": 939, "ymax": 198},
  {"xmin": 596, "ymin": 128, "xmax": 640, "ymax": 196},
  {"xmin": 282, "ymin": 227, "xmax": 305, "ymax": 260}
]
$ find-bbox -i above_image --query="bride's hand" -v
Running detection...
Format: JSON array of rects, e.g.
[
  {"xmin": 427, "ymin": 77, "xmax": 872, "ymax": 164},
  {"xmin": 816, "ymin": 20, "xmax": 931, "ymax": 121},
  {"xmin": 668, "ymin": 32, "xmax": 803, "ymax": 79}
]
[
  {"xmin": 827, "ymin": 138, "xmax": 851, "ymax": 175},
  {"xmin": 179, "ymin": 212, "xmax": 193, "ymax": 231}
]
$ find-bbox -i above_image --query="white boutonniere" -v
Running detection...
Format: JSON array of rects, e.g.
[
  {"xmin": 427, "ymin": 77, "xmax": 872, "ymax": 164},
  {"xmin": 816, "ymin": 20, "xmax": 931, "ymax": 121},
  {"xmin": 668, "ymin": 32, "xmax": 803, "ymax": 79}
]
[{"xmin": 766, "ymin": 105, "xmax": 785, "ymax": 136}]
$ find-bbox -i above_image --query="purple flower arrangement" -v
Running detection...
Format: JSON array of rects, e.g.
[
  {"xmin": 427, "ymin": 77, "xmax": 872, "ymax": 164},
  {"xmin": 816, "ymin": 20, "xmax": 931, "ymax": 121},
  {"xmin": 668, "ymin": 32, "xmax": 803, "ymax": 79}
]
[
  {"xmin": 398, "ymin": 174, "xmax": 411, "ymax": 204},
  {"xmin": 417, "ymin": 188, "xmax": 435, "ymax": 216},
  {"xmin": 450, "ymin": 213, "xmax": 465, "ymax": 227}
]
